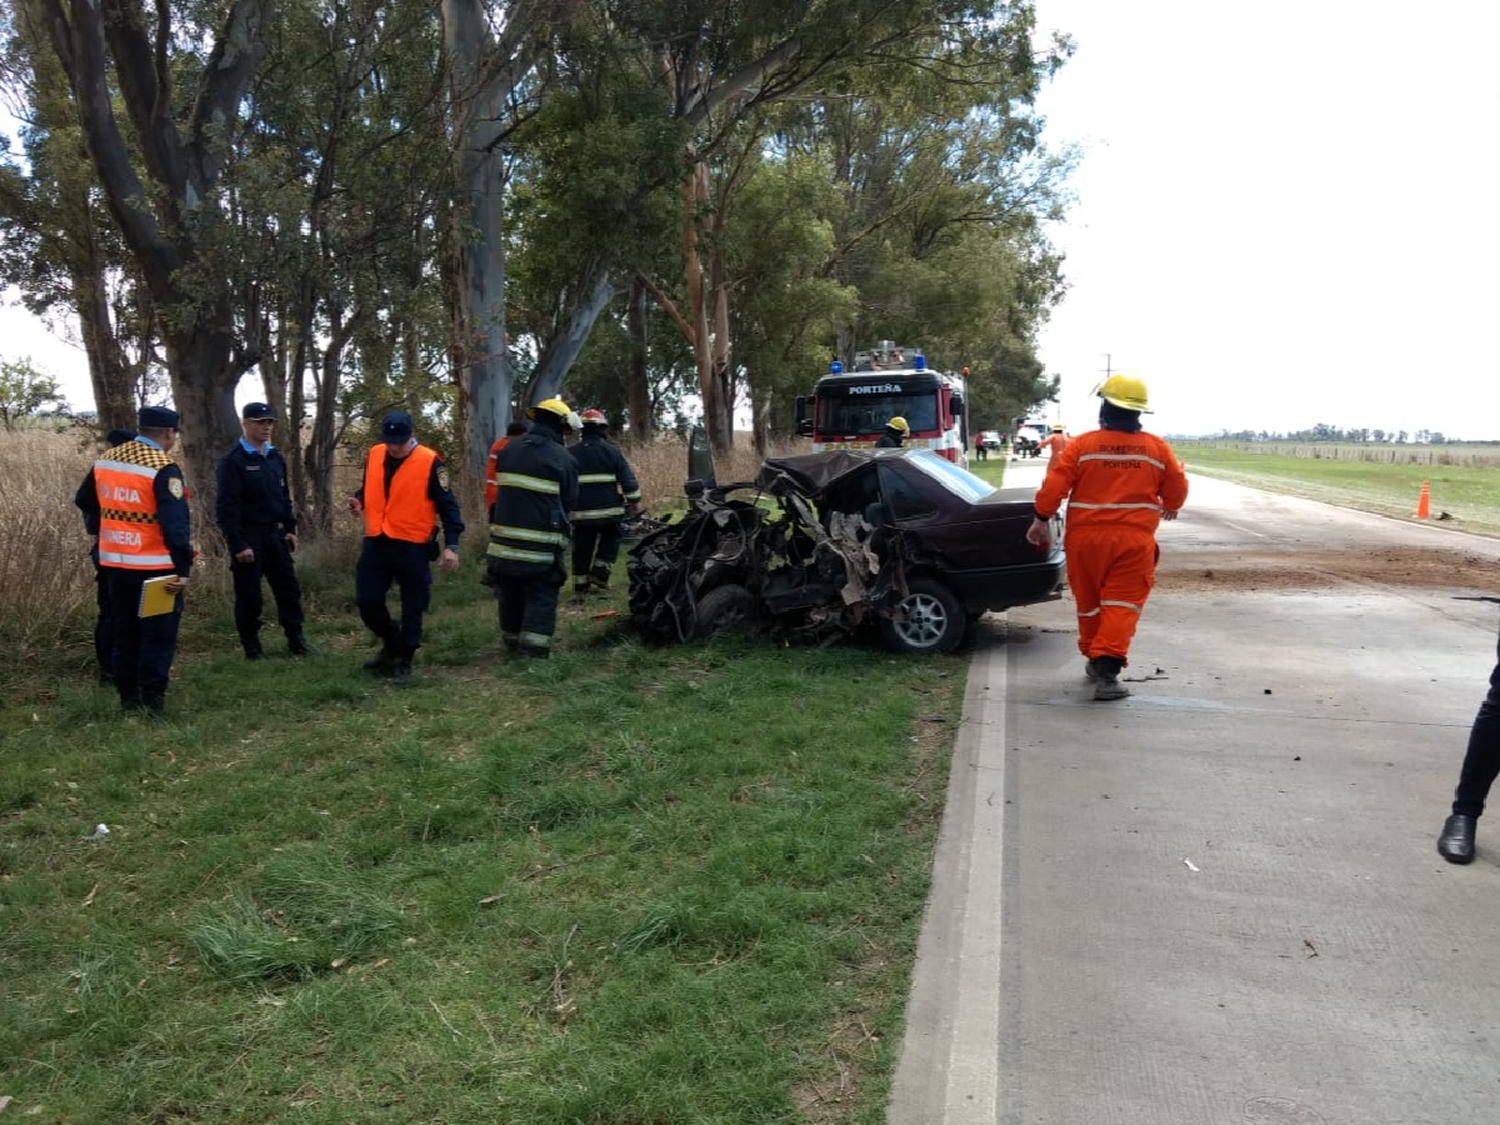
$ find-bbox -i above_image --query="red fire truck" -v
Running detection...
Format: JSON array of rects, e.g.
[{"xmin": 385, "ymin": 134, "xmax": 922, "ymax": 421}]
[{"xmin": 794, "ymin": 342, "xmax": 969, "ymax": 465}]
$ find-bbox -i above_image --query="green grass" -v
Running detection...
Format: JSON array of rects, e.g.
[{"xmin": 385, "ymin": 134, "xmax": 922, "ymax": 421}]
[
  {"xmin": 0, "ymin": 570, "xmax": 961, "ymax": 1124},
  {"xmin": 1176, "ymin": 441, "xmax": 1500, "ymax": 537}
]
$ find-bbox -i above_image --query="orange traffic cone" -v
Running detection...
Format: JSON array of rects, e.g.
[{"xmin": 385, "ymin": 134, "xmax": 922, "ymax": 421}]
[{"xmin": 1414, "ymin": 481, "xmax": 1431, "ymax": 520}]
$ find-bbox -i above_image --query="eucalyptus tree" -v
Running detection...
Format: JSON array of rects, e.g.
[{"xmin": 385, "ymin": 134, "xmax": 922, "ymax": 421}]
[
  {"xmin": 29, "ymin": 0, "xmax": 275, "ymax": 504},
  {"xmin": 606, "ymin": 0, "xmax": 1069, "ymax": 455},
  {"xmin": 0, "ymin": 4, "xmax": 153, "ymax": 431},
  {"xmin": 222, "ymin": 0, "xmax": 452, "ymax": 529}
]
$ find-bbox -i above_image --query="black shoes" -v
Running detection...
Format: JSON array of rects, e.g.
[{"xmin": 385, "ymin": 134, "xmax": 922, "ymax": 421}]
[
  {"xmin": 1087, "ymin": 657, "xmax": 1129, "ymax": 701},
  {"xmin": 391, "ymin": 658, "xmax": 413, "ymax": 687},
  {"xmin": 1438, "ymin": 814, "xmax": 1477, "ymax": 864},
  {"xmin": 287, "ymin": 630, "xmax": 312, "ymax": 656},
  {"xmin": 364, "ymin": 647, "xmax": 396, "ymax": 675},
  {"xmin": 243, "ymin": 638, "xmax": 268, "ymax": 661}
]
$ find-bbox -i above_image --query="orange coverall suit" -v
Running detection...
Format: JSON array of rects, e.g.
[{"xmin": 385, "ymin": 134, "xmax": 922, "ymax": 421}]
[
  {"xmin": 1039, "ymin": 431, "xmax": 1070, "ymax": 466},
  {"xmin": 1033, "ymin": 429, "xmax": 1188, "ymax": 665}
]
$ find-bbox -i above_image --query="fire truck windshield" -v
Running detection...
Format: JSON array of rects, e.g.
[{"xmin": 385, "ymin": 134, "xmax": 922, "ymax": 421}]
[{"xmin": 821, "ymin": 394, "xmax": 939, "ymax": 436}]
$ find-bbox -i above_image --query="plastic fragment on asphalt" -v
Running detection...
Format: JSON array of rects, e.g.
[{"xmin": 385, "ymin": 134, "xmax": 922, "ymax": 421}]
[{"xmin": 1182, "ymin": 858, "xmax": 1199, "ymax": 872}]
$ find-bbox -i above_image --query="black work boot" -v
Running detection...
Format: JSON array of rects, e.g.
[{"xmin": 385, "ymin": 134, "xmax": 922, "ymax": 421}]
[
  {"xmin": 363, "ymin": 645, "xmax": 397, "ymax": 675},
  {"xmin": 243, "ymin": 636, "xmax": 268, "ymax": 661},
  {"xmin": 1091, "ymin": 656, "xmax": 1129, "ymax": 702},
  {"xmin": 589, "ymin": 565, "xmax": 612, "ymax": 592},
  {"xmin": 391, "ymin": 654, "xmax": 414, "ymax": 687},
  {"xmin": 286, "ymin": 629, "xmax": 312, "ymax": 656},
  {"xmin": 1438, "ymin": 814, "xmax": 1477, "ymax": 864},
  {"xmin": 139, "ymin": 693, "xmax": 166, "ymax": 717}
]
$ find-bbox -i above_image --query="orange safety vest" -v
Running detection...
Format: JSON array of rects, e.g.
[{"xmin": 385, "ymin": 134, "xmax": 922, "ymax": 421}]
[
  {"xmin": 363, "ymin": 443, "xmax": 439, "ymax": 543},
  {"xmin": 94, "ymin": 441, "xmax": 177, "ymax": 570},
  {"xmin": 484, "ymin": 436, "xmax": 512, "ymax": 510},
  {"xmin": 1034, "ymin": 429, "xmax": 1188, "ymax": 536}
]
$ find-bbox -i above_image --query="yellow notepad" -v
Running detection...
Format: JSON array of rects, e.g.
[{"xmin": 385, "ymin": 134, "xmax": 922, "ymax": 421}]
[{"xmin": 138, "ymin": 575, "xmax": 180, "ymax": 618}]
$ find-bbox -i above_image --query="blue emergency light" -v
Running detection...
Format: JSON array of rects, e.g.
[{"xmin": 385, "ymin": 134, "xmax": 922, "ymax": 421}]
[
  {"xmin": 830, "ymin": 360, "xmax": 843, "ymax": 374},
  {"xmin": 913, "ymin": 355, "xmax": 926, "ymax": 370}
]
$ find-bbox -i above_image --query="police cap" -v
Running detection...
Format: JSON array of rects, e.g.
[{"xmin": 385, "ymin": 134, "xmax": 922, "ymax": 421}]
[
  {"xmin": 241, "ymin": 402, "xmax": 275, "ymax": 421},
  {"xmin": 137, "ymin": 405, "xmax": 180, "ymax": 430},
  {"xmin": 381, "ymin": 410, "xmax": 415, "ymax": 440}
]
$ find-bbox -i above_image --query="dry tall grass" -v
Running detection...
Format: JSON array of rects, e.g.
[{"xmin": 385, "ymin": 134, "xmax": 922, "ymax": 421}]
[{"xmin": 0, "ymin": 425, "xmax": 799, "ymax": 666}]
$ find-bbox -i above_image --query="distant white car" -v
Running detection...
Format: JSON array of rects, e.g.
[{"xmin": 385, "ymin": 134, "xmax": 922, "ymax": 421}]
[{"xmin": 977, "ymin": 431, "xmax": 1002, "ymax": 450}]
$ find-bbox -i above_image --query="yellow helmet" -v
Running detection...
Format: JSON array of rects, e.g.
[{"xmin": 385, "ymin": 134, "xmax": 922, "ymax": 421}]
[
  {"xmin": 1098, "ymin": 374, "xmax": 1151, "ymax": 413},
  {"xmin": 528, "ymin": 398, "xmax": 575, "ymax": 428},
  {"xmin": 1051, "ymin": 423, "xmax": 1064, "ymax": 432},
  {"xmin": 886, "ymin": 416, "xmax": 910, "ymax": 434}
]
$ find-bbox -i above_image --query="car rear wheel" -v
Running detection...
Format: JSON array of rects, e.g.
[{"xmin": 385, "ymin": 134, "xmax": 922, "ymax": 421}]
[
  {"xmin": 691, "ymin": 583, "xmax": 757, "ymax": 639},
  {"xmin": 880, "ymin": 578, "xmax": 966, "ymax": 655}
]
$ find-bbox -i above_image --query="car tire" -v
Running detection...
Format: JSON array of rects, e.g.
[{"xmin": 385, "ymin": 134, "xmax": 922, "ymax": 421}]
[
  {"xmin": 880, "ymin": 578, "xmax": 966, "ymax": 655},
  {"xmin": 691, "ymin": 583, "xmax": 757, "ymax": 640}
]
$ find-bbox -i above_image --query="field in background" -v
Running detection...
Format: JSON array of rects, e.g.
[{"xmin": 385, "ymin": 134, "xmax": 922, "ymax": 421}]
[{"xmin": 1176, "ymin": 441, "xmax": 1500, "ymax": 538}]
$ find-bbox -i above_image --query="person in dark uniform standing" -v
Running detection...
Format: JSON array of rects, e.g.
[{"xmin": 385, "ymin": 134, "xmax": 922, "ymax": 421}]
[
  {"xmin": 75, "ymin": 427, "xmax": 137, "ymax": 684},
  {"xmin": 486, "ymin": 398, "xmax": 578, "ymax": 657},
  {"xmin": 216, "ymin": 403, "xmax": 308, "ymax": 659},
  {"xmin": 875, "ymin": 416, "xmax": 909, "ymax": 448},
  {"xmin": 568, "ymin": 408, "xmax": 642, "ymax": 600},
  {"xmin": 76, "ymin": 406, "xmax": 194, "ymax": 715},
  {"xmin": 349, "ymin": 410, "xmax": 463, "ymax": 685}
]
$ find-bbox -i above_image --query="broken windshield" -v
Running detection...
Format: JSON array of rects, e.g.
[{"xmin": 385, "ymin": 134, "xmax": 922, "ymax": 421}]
[{"xmin": 904, "ymin": 450, "xmax": 995, "ymax": 504}]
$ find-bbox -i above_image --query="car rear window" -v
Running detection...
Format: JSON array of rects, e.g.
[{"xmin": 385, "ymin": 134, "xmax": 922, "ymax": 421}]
[{"xmin": 904, "ymin": 450, "xmax": 995, "ymax": 503}]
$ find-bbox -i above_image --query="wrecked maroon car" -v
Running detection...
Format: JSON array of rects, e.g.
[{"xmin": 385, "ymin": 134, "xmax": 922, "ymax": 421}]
[{"xmin": 626, "ymin": 449, "xmax": 1064, "ymax": 654}]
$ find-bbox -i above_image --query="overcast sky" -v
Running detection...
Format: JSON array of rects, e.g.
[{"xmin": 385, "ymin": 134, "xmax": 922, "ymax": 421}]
[
  {"xmin": 7, "ymin": 2, "xmax": 1500, "ymax": 439},
  {"xmin": 1031, "ymin": 0, "xmax": 1500, "ymax": 439}
]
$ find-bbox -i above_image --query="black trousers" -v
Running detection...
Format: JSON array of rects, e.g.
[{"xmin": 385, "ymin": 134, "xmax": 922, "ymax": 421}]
[
  {"xmin": 494, "ymin": 560, "xmax": 566, "ymax": 654},
  {"xmin": 1452, "ymin": 617, "xmax": 1500, "ymax": 817},
  {"xmin": 105, "ymin": 569, "xmax": 183, "ymax": 703},
  {"xmin": 231, "ymin": 526, "xmax": 304, "ymax": 644},
  {"xmin": 92, "ymin": 560, "xmax": 116, "ymax": 677},
  {"xmin": 355, "ymin": 538, "xmax": 431, "ymax": 655},
  {"xmin": 572, "ymin": 521, "xmax": 622, "ymax": 586}
]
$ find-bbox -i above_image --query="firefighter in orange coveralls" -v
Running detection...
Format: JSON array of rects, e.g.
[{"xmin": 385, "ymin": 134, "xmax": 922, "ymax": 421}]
[
  {"xmin": 1039, "ymin": 423, "xmax": 1070, "ymax": 465},
  {"xmin": 1025, "ymin": 375, "xmax": 1188, "ymax": 701}
]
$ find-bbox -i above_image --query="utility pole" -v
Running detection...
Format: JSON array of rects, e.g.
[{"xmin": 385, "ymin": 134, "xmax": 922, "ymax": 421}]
[{"xmin": 1101, "ymin": 353, "xmax": 1113, "ymax": 379}]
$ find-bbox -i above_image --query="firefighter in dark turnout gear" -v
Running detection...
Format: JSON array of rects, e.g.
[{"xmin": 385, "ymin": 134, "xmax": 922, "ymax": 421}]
[
  {"xmin": 875, "ymin": 416, "xmax": 909, "ymax": 448},
  {"xmin": 216, "ymin": 402, "xmax": 308, "ymax": 659},
  {"xmin": 487, "ymin": 398, "xmax": 579, "ymax": 657},
  {"xmin": 349, "ymin": 411, "xmax": 465, "ymax": 685},
  {"xmin": 569, "ymin": 408, "xmax": 642, "ymax": 599},
  {"xmin": 76, "ymin": 406, "xmax": 194, "ymax": 715}
]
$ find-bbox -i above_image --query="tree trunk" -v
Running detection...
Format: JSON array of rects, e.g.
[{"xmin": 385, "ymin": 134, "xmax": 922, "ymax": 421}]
[
  {"xmin": 626, "ymin": 275, "xmax": 653, "ymax": 443},
  {"xmin": 706, "ymin": 230, "xmax": 734, "ymax": 452},
  {"xmin": 526, "ymin": 266, "xmax": 616, "ymax": 407},
  {"xmin": 72, "ymin": 259, "xmax": 134, "ymax": 430},
  {"xmin": 442, "ymin": 0, "xmax": 513, "ymax": 479},
  {"xmin": 160, "ymin": 319, "xmax": 240, "ymax": 514},
  {"xmin": 682, "ymin": 159, "xmax": 724, "ymax": 455}
]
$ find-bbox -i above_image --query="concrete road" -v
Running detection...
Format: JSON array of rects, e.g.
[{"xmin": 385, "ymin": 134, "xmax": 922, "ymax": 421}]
[{"xmin": 889, "ymin": 462, "xmax": 1500, "ymax": 1125}]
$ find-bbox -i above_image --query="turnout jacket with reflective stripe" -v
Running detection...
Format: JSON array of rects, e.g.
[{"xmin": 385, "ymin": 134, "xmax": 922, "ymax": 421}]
[
  {"xmin": 488, "ymin": 429, "xmax": 579, "ymax": 572},
  {"xmin": 569, "ymin": 433, "xmax": 641, "ymax": 524},
  {"xmin": 1033, "ymin": 428, "xmax": 1188, "ymax": 535},
  {"xmin": 86, "ymin": 440, "xmax": 194, "ymax": 573}
]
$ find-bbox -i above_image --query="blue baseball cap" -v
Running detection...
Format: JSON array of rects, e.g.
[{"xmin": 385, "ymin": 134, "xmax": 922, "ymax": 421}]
[{"xmin": 241, "ymin": 402, "xmax": 275, "ymax": 421}]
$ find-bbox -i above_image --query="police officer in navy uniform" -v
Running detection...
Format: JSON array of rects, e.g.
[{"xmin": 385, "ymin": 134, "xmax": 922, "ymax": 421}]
[
  {"xmin": 349, "ymin": 410, "xmax": 464, "ymax": 685},
  {"xmin": 487, "ymin": 398, "xmax": 579, "ymax": 657},
  {"xmin": 568, "ymin": 407, "xmax": 642, "ymax": 599},
  {"xmin": 216, "ymin": 402, "xmax": 308, "ymax": 659},
  {"xmin": 76, "ymin": 406, "xmax": 194, "ymax": 715},
  {"xmin": 75, "ymin": 427, "xmax": 137, "ymax": 684}
]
